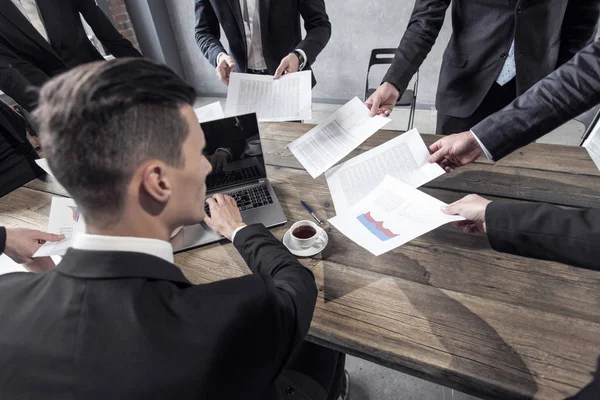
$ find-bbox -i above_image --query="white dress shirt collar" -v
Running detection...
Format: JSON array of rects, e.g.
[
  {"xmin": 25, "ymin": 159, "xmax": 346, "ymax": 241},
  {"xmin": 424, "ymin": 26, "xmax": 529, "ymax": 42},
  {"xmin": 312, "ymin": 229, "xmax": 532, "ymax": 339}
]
[
  {"xmin": 10, "ymin": 0, "xmax": 50, "ymax": 43},
  {"xmin": 73, "ymin": 234, "xmax": 175, "ymax": 264}
]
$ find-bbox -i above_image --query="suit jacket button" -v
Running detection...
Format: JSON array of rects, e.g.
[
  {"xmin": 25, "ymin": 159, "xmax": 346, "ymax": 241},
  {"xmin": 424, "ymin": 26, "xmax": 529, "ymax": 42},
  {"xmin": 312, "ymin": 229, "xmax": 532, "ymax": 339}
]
[
  {"xmin": 285, "ymin": 386, "xmax": 295, "ymax": 395},
  {"xmin": 516, "ymin": 6, "xmax": 522, "ymax": 13},
  {"xmin": 500, "ymin": 53, "xmax": 507, "ymax": 59}
]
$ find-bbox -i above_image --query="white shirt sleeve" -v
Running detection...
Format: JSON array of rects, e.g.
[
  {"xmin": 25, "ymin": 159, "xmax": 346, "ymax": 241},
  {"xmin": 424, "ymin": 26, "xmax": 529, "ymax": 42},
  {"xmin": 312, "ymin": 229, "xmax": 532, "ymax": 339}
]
[
  {"xmin": 295, "ymin": 49, "xmax": 308, "ymax": 70},
  {"xmin": 231, "ymin": 224, "xmax": 248, "ymax": 242},
  {"xmin": 470, "ymin": 130, "xmax": 494, "ymax": 160}
]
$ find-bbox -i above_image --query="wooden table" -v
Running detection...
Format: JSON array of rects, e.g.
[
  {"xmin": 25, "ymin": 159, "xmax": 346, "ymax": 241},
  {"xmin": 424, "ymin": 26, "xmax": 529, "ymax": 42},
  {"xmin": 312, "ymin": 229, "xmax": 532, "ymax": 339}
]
[{"xmin": 2, "ymin": 123, "xmax": 600, "ymax": 399}]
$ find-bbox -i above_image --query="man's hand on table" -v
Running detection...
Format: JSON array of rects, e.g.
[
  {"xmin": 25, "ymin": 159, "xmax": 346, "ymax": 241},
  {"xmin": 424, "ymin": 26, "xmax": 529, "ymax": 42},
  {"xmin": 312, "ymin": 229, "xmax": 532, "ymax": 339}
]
[
  {"xmin": 427, "ymin": 132, "xmax": 483, "ymax": 172},
  {"xmin": 4, "ymin": 228, "xmax": 64, "ymax": 269},
  {"xmin": 204, "ymin": 194, "xmax": 246, "ymax": 241},
  {"xmin": 441, "ymin": 194, "xmax": 492, "ymax": 234}
]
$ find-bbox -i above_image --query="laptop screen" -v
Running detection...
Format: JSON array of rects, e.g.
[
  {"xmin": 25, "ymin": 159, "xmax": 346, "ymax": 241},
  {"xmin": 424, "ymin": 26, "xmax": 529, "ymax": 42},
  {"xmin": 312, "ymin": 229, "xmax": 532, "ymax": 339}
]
[{"xmin": 200, "ymin": 113, "xmax": 267, "ymax": 191}]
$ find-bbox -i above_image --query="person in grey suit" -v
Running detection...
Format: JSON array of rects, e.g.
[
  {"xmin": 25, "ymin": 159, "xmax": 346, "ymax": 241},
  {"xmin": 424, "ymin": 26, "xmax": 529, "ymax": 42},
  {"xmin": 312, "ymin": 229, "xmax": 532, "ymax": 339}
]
[{"xmin": 366, "ymin": 0, "xmax": 600, "ymax": 134}]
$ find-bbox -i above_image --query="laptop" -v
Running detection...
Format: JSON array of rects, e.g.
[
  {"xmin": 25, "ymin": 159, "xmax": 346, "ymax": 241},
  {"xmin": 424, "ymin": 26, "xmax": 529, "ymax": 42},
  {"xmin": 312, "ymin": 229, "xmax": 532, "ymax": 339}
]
[{"xmin": 171, "ymin": 113, "xmax": 287, "ymax": 252}]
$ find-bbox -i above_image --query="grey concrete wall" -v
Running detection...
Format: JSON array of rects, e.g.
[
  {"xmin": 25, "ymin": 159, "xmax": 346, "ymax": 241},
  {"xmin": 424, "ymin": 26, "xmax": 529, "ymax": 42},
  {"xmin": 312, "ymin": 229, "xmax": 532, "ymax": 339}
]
[{"xmin": 165, "ymin": 0, "xmax": 452, "ymax": 107}]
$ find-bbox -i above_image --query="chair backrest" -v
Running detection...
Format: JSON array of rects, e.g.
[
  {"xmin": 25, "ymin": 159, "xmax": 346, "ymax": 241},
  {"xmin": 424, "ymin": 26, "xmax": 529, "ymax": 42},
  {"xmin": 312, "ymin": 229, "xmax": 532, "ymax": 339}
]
[{"xmin": 367, "ymin": 48, "xmax": 397, "ymax": 73}]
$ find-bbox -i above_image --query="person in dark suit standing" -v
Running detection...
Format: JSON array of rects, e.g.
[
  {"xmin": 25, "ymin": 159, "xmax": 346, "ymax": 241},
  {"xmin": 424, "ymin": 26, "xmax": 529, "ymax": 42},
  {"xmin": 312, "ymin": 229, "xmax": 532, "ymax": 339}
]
[
  {"xmin": 194, "ymin": 0, "xmax": 331, "ymax": 86},
  {"xmin": 366, "ymin": 0, "xmax": 600, "ymax": 134},
  {"xmin": 0, "ymin": 0, "xmax": 141, "ymax": 111},
  {"xmin": 423, "ymin": 41, "xmax": 600, "ymax": 397},
  {"xmin": 0, "ymin": 58, "xmax": 346, "ymax": 400}
]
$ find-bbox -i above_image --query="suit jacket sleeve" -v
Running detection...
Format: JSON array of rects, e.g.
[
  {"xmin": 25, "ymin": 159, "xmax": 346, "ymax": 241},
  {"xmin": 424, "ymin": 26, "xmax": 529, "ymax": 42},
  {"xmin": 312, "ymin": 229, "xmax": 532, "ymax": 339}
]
[
  {"xmin": 296, "ymin": 0, "xmax": 331, "ymax": 66},
  {"xmin": 233, "ymin": 224, "xmax": 317, "ymax": 377},
  {"xmin": 472, "ymin": 39, "xmax": 600, "ymax": 161},
  {"xmin": 557, "ymin": 1, "xmax": 600, "ymax": 66},
  {"xmin": 485, "ymin": 202, "xmax": 600, "ymax": 271},
  {"xmin": 382, "ymin": 0, "xmax": 450, "ymax": 94},
  {"xmin": 76, "ymin": 0, "xmax": 141, "ymax": 58},
  {"xmin": 0, "ymin": 226, "xmax": 6, "ymax": 255},
  {"xmin": 194, "ymin": 0, "xmax": 227, "ymax": 67},
  {"xmin": 0, "ymin": 47, "xmax": 45, "ymax": 111}
]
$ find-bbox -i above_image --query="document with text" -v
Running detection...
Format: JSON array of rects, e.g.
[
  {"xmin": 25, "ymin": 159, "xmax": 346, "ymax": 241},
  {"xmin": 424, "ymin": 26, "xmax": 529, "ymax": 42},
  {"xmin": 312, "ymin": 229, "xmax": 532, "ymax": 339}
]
[
  {"xmin": 35, "ymin": 158, "xmax": 55, "ymax": 178},
  {"xmin": 288, "ymin": 97, "xmax": 391, "ymax": 178},
  {"xmin": 325, "ymin": 129, "xmax": 445, "ymax": 213},
  {"xmin": 329, "ymin": 176, "xmax": 464, "ymax": 256},
  {"xmin": 194, "ymin": 101, "xmax": 224, "ymax": 123},
  {"xmin": 33, "ymin": 197, "xmax": 85, "ymax": 257},
  {"xmin": 225, "ymin": 71, "xmax": 312, "ymax": 121},
  {"xmin": 584, "ymin": 119, "xmax": 600, "ymax": 171}
]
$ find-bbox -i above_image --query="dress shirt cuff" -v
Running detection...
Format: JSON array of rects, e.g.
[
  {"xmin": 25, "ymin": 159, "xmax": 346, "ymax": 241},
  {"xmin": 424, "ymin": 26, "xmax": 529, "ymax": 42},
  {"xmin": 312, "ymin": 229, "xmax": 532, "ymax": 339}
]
[
  {"xmin": 215, "ymin": 148, "xmax": 232, "ymax": 159},
  {"xmin": 217, "ymin": 52, "xmax": 228, "ymax": 65},
  {"xmin": 231, "ymin": 224, "xmax": 248, "ymax": 242},
  {"xmin": 470, "ymin": 129, "xmax": 493, "ymax": 160},
  {"xmin": 0, "ymin": 226, "xmax": 6, "ymax": 255},
  {"xmin": 295, "ymin": 49, "xmax": 308, "ymax": 70}
]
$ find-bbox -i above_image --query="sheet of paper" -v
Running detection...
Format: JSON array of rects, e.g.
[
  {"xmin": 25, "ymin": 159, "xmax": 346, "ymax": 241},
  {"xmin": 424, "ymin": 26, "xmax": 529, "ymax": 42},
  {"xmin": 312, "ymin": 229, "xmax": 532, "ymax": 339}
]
[
  {"xmin": 287, "ymin": 97, "xmax": 391, "ymax": 178},
  {"xmin": 225, "ymin": 71, "xmax": 312, "ymax": 122},
  {"xmin": 329, "ymin": 176, "xmax": 464, "ymax": 256},
  {"xmin": 33, "ymin": 197, "xmax": 85, "ymax": 257},
  {"xmin": 35, "ymin": 158, "xmax": 55, "ymax": 178},
  {"xmin": 194, "ymin": 101, "xmax": 224, "ymax": 123},
  {"xmin": 325, "ymin": 129, "xmax": 445, "ymax": 213},
  {"xmin": 583, "ymin": 119, "xmax": 600, "ymax": 171}
]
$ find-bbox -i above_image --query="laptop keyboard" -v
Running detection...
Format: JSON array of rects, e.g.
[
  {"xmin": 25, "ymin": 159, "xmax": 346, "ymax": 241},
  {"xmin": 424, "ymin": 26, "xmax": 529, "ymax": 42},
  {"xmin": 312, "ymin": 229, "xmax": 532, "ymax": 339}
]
[
  {"xmin": 205, "ymin": 184, "xmax": 274, "ymax": 216},
  {"xmin": 207, "ymin": 165, "xmax": 262, "ymax": 188}
]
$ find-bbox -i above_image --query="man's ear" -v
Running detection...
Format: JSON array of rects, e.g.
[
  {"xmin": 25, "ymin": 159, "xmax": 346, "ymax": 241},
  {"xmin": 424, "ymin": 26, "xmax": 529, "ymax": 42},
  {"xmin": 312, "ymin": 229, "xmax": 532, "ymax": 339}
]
[{"xmin": 140, "ymin": 161, "xmax": 172, "ymax": 204}]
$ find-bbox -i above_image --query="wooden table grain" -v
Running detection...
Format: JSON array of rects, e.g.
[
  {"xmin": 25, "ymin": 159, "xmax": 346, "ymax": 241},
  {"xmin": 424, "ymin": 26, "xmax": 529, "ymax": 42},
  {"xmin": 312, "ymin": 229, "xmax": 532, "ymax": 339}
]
[{"xmin": 1, "ymin": 123, "xmax": 599, "ymax": 400}]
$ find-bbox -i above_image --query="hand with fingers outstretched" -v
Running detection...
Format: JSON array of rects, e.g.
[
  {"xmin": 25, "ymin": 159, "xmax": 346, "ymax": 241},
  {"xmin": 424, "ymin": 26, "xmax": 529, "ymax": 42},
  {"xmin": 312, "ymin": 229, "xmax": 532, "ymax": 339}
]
[
  {"xmin": 427, "ymin": 131, "xmax": 483, "ymax": 172},
  {"xmin": 203, "ymin": 193, "xmax": 246, "ymax": 241},
  {"xmin": 441, "ymin": 194, "xmax": 492, "ymax": 234},
  {"xmin": 365, "ymin": 82, "xmax": 400, "ymax": 117}
]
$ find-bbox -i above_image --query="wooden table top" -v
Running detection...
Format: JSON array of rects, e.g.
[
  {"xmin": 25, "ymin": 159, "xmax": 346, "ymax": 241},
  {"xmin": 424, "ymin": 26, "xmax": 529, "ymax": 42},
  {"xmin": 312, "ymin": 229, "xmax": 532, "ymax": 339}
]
[{"xmin": 2, "ymin": 123, "xmax": 600, "ymax": 400}]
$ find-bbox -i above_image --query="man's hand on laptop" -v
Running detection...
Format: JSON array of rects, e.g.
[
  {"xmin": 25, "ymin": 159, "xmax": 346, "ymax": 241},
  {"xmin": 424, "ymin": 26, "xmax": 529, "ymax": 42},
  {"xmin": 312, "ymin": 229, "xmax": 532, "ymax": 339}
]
[{"xmin": 204, "ymin": 194, "xmax": 246, "ymax": 241}]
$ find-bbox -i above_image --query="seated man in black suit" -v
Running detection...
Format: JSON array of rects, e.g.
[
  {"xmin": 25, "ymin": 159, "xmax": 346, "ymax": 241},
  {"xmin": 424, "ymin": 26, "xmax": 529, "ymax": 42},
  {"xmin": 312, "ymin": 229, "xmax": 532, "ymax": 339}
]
[
  {"xmin": 0, "ymin": 58, "xmax": 345, "ymax": 400},
  {"xmin": 195, "ymin": 0, "xmax": 331, "ymax": 86},
  {"xmin": 0, "ymin": 0, "xmax": 141, "ymax": 111}
]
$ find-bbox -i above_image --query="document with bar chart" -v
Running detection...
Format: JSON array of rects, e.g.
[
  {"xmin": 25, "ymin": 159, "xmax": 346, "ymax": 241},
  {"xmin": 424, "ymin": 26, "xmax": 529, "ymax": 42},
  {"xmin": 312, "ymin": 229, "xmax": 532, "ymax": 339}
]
[{"xmin": 329, "ymin": 176, "xmax": 463, "ymax": 256}]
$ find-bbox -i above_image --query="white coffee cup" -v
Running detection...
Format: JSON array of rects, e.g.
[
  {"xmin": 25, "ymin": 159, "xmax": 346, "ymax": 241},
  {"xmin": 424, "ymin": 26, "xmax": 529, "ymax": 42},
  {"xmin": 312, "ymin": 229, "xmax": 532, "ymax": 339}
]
[
  {"xmin": 247, "ymin": 139, "xmax": 262, "ymax": 154},
  {"xmin": 290, "ymin": 220, "xmax": 320, "ymax": 248}
]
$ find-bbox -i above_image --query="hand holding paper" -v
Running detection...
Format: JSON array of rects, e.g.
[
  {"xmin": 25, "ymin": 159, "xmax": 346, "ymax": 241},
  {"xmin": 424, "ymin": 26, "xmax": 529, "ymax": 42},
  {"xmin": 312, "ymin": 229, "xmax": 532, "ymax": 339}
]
[
  {"xmin": 329, "ymin": 176, "xmax": 464, "ymax": 256},
  {"xmin": 33, "ymin": 197, "xmax": 85, "ymax": 257},
  {"xmin": 288, "ymin": 97, "xmax": 391, "ymax": 178}
]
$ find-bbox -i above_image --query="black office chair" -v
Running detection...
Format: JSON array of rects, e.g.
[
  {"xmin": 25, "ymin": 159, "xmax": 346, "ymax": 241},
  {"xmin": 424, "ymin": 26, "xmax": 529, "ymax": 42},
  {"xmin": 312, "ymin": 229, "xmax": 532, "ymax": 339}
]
[{"xmin": 364, "ymin": 48, "xmax": 419, "ymax": 131}]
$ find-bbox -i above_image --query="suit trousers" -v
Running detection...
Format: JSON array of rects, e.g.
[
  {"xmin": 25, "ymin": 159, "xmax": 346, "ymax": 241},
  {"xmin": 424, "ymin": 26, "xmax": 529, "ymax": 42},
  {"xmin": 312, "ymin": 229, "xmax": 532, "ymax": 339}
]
[{"xmin": 436, "ymin": 79, "xmax": 517, "ymax": 135}]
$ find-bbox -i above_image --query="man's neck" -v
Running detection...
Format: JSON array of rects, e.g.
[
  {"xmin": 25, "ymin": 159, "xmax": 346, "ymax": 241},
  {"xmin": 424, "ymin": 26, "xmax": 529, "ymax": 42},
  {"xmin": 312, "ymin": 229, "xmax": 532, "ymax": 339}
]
[{"xmin": 85, "ymin": 219, "xmax": 172, "ymax": 243}]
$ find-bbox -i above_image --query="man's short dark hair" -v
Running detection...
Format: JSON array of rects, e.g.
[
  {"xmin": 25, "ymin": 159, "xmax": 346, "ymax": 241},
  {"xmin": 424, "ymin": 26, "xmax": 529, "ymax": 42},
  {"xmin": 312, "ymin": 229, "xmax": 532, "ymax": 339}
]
[{"xmin": 36, "ymin": 58, "xmax": 196, "ymax": 227}]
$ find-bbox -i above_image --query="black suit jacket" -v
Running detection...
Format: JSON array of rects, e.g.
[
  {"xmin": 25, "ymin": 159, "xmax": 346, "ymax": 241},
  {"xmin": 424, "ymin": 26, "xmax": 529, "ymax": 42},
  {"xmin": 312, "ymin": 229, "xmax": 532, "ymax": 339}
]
[
  {"xmin": 473, "ymin": 39, "xmax": 600, "ymax": 161},
  {"xmin": 486, "ymin": 202, "xmax": 600, "ymax": 398},
  {"xmin": 0, "ymin": 100, "xmax": 42, "ymax": 198},
  {"xmin": 383, "ymin": 0, "xmax": 599, "ymax": 118},
  {"xmin": 194, "ymin": 0, "xmax": 331, "ymax": 86},
  {"xmin": 0, "ymin": 0, "xmax": 141, "ymax": 111},
  {"xmin": 0, "ymin": 224, "xmax": 317, "ymax": 399}
]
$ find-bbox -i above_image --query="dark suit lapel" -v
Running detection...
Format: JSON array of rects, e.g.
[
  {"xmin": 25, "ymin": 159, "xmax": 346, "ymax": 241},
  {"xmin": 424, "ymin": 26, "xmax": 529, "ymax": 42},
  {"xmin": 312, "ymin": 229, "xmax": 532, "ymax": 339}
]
[
  {"xmin": 227, "ymin": 0, "xmax": 247, "ymax": 49},
  {"xmin": 0, "ymin": 0, "xmax": 62, "ymax": 63}
]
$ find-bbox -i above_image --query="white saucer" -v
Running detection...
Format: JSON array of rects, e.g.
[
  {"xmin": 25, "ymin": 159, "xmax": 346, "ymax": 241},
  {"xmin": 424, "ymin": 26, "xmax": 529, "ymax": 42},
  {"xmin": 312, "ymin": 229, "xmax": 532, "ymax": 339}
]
[
  {"xmin": 283, "ymin": 227, "xmax": 328, "ymax": 257},
  {"xmin": 244, "ymin": 149, "xmax": 263, "ymax": 157}
]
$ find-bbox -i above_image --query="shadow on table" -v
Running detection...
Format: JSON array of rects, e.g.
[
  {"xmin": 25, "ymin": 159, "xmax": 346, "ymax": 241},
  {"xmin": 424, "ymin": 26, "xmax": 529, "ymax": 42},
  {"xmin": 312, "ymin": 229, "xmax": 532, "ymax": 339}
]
[{"xmin": 399, "ymin": 261, "xmax": 538, "ymax": 399}]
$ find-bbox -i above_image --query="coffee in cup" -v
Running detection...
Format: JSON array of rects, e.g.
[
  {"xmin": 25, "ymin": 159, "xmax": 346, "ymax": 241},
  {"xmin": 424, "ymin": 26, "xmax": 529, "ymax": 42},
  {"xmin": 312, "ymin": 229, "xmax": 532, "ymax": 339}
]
[
  {"xmin": 290, "ymin": 220, "xmax": 319, "ymax": 248},
  {"xmin": 247, "ymin": 139, "xmax": 262, "ymax": 154}
]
